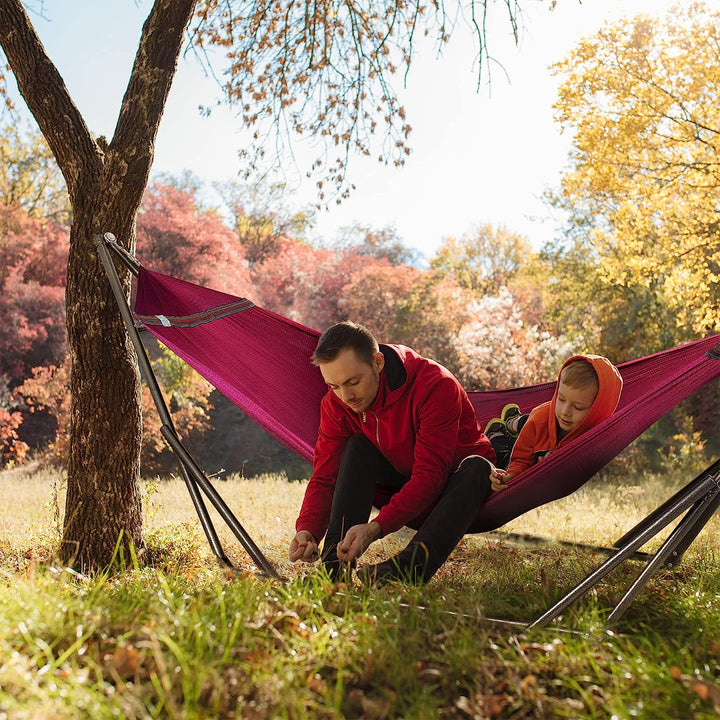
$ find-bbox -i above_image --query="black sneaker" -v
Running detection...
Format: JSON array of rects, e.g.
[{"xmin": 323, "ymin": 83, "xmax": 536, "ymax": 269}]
[
  {"xmin": 484, "ymin": 418, "xmax": 506, "ymax": 437},
  {"xmin": 356, "ymin": 542, "xmax": 430, "ymax": 585}
]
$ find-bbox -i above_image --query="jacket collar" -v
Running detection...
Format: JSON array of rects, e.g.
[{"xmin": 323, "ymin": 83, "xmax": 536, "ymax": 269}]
[{"xmin": 379, "ymin": 344, "xmax": 407, "ymax": 391}]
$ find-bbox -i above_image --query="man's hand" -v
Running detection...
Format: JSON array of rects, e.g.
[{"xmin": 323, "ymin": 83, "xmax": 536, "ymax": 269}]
[
  {"xmin": 288, "ymin": 530, "xmax": 319, "ymax": 562},
  {"xmin": 337, "ymin": 521, "xmax": 382, "ymax": 562}
]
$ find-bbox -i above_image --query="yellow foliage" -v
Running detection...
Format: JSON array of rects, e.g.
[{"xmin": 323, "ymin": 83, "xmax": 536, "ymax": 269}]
[{"xmin": 552, "ymin": 1, "xmax": 720, "ymax": 337}]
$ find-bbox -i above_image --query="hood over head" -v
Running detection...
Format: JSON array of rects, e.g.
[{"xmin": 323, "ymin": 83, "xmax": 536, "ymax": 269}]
[{"xmin": 551, "ymin": 354, "xmax": 623, "ymax": 444}]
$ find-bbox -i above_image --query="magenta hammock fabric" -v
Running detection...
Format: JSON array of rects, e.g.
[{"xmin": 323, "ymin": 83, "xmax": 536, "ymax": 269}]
[{"xmin": 134, "ymin": 267, "xmax": 720, "ymax": 532}]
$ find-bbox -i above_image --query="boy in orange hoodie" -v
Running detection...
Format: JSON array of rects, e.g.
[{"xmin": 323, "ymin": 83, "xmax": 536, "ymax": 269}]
[{"xmin": 490, "ymin": 355, "xmax": 623, "ymax": 490}]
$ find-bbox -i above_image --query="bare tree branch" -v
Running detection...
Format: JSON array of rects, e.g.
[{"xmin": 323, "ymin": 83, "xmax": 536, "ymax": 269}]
[{"xmin": 110, "ymin": 0, "xmax": 197, "ymax": 207}]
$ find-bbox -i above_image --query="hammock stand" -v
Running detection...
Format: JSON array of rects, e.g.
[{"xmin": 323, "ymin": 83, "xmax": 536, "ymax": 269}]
[
  {"xmin": 96, "ymin": 234, "xmax": 280, "ymax": 580},
  {"xmin": 96, "ymin": 232, "xmax": 720, "ymax": 627}
]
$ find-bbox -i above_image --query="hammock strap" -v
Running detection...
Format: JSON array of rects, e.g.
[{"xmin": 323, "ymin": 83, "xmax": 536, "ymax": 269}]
[{"xmin": 136, "ymin": 299, "xmax": 255, "ymax": 328}]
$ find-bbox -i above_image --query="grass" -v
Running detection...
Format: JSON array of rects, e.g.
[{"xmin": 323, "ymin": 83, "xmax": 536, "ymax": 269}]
[{"xmin": 0, "ymin": 462, "xmax": 719, "ymax": 718}]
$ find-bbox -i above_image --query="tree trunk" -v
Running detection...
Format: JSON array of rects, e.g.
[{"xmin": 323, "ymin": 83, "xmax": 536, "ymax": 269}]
[
  {"xmin": 0, "ymin": 0, "xmax": 197, "ymax": 569},
  {"xmin": 62, "ymin": 200, "xmax": 145, "ymax": 569}
]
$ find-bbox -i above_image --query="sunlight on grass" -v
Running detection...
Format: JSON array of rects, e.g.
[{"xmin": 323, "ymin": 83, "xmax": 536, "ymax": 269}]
[{"xmin": 3, "ymin": 462, "xmax": 718, "ymax": 573}]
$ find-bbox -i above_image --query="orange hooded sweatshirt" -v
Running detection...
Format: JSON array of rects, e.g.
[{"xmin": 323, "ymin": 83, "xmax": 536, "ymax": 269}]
[{"xmin": 506, "ymin": 355, "xmax": 623, "ymax": 478}]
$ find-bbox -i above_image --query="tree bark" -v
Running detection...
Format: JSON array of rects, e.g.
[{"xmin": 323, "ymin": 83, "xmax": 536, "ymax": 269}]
[{"xmin": 0, "ymin": 0, "xmax": 197, "ymax": 569}]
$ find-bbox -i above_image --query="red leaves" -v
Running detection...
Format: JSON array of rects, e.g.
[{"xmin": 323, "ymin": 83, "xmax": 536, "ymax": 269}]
[
  {"xmin": 0, "ymin": 407, "xmax": 28, "ymax": 466},
  {"xmin": 137, "ymin": 182, "xmax": 254, "ymax": 299},
  {"xmin": 252, "ymin": 242, "xmax": 381, "ymax": 329},
  {"xmin": 14, "ymin": 363, "xmax": 69, "ymax": 466},
  {"xmin": 0, "ymin": 204, "xmax": 68, "ymax": 381}
]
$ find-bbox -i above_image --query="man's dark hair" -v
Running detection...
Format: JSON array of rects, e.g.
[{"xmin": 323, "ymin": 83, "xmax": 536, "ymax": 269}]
[{"xmin": 312, "ymin": 321, "xmax": 379, "ymax": 366}]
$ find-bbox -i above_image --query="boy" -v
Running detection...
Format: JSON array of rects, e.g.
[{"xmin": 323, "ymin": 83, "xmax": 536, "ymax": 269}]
[{"xmin": 489, "ymin": 355, "xmax": 623, "ymax": 490}]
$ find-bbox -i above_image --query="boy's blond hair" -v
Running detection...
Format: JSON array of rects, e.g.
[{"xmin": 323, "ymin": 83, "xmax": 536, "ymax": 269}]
[{"xmin": 560, "ymin": 359, "xmax": 599, "ymax": 394}]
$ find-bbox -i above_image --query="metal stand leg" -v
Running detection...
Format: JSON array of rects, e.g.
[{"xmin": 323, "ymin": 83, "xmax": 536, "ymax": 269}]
[
  {"xmin": 665, "ymin": 488, "xmax": 720, "ymax": 567},
  {"xmin": 529, "ymin": 470, "xmax": 720, "ymax": 629},
  {"xmin": 606, "ymin": 485, "xmax": 720, "ymax": 625},
  {"xmin": 160, "ymin": 426, "xmax": 281, "ymax": 579},
  {"xmin": 177, "ymin": 461, "xmax": 234, "ymax": 568},
  {"xmin": 96, "ymin": 233, "xmax": 281, "ymax": 580},
  {"xmin": 612, "ymin": 459, "xmax": 720, "ymax": 552}
]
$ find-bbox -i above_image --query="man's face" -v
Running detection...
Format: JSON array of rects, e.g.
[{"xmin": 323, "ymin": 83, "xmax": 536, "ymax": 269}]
[
  {"xmin": 319, "ymin": 347, "xmax": 384, "ymax": 414},
  {"xmin": 554, "ymin": 380, "xmax": 597, "ymax": 434}
]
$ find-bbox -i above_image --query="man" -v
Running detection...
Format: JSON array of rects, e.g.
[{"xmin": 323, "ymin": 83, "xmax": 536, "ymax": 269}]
[{"xmin": 287, "ymin": 321, "xmax": 496, "ymax": 583}]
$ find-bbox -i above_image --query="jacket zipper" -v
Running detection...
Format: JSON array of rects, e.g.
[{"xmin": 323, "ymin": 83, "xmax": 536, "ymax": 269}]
[{"xmin": 362, "ymin": 410, "xmax": 383, "ymax": 454}]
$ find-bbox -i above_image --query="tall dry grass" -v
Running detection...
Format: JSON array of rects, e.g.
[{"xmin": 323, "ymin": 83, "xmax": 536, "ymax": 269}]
[{"xmin": 2, "ymin": 461, "xmax": 718, "ymax": 576}]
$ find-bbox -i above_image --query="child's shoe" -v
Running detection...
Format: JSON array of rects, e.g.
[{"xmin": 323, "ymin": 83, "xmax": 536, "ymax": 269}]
[
  {"xmin": 501, "ymin": 404, "xmax": 522, "ymax": 437},
  {"xmin": 484, "ymin": 418, "xmax": 506, "ymax": 438}
]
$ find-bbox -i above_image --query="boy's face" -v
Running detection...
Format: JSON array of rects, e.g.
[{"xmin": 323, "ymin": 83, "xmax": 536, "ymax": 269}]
[{"xmin": 554, "ymin": 380, "xmax": 598, "ymax": 434}]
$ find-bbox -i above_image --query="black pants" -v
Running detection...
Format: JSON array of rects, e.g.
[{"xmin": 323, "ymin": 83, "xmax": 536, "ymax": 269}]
[
  {"xmin": 490, "ymin": 433, "xmax": 516, "ymax": 470},
  {"xmin": 489, "ymin": 414, "xmax": 529, "ymax": 469},
  {"xmin": 322, "ymin": 435, "xmax": 492, "ymax": 580}
]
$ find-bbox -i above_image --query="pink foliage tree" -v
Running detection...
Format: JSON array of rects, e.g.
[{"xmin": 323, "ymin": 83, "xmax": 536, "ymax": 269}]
[
  {"xmin": 136, "ymin": 182, "xmax": 255, "ymax": 298},
  {"xmin": 0, "ymin": 204, "xmax": 68, "ymax": 381},
  {"xmin": 0, "ymin": 269, "xmax": 66, "ymax": 380},
  {"xmin": 252, "ymin": 242, "xmax": 381, "ymax": 329},
  {"xmin": 339, "ymin": 263, "xmax": 420, "ymax": 341}
]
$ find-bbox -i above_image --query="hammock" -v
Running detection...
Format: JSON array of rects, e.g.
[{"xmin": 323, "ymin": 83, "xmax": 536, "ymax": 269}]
[
  {"xmin": 97, "ymin": 234, "xmax": 720, "ymax": 626},
  {"xmin": 133, "ymin": 264, "xmax": 720, "ymax": 533}
]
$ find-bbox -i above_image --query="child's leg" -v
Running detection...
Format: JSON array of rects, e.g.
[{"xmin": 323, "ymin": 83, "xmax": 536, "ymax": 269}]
[
  {"xmin": 506, "ymin": 413, "xmax": 529, "ymax": 437},
  {"xmin": 490, "ymin": 432, "xmax": 515, "ymax": 470}
]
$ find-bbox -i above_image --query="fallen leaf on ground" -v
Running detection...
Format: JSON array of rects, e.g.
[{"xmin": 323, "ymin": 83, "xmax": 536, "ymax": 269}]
[
  {"xmin": 109, "ymin": 645, "xmax": 140, "ymax": 679},
  {"xmin": 670, "ymin": 666, "xmax": 720, "ymax": 712}
]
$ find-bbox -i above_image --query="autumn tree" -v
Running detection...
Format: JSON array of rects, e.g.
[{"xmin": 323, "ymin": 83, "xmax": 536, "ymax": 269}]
[
  {"xmin": 0, "ymin": 375, "xmax": 28, "ymax": 467},
  {"xmin": 339, "ymin": 263, "xmax": 421, "ymax": 341},
  {"xmin": 339, "ymin": 264, "xmax": 474, "ymax": 372},
  {"xmin": 0, "ymin": 1, "xmax": 201, "ymax": 567},
  {"xmin": 430, "ymin": 223, "xmax": 533, "ymax": 296},
  {"xmin": 0, "ymin": 0, "xmax": 522, "ymax": 568},
  {"xmin": 136, "ymin": 181, "xmax": 254, "ymax": 297},
  {"xmin": 0, "ymin": 121, "xmax": 70, "ymax": 223},
  {"xmin": 253, "ymin": 241, "xmax": 381, "ymax": 329},
  {"xmin": 548, "ymin": 2, "xmax": 720, "ymax": 355},
  {"xmin": 0, "ymin": 203, "xmax": 67, "ymax": 381},
  {"xmin": 332, "ymin": 224, "xmax": 421, "ymax": 266},
  {"xmin": 14, "ymin": 362, "xmax": 68, "ymax": 465},
  {"xmin": 15, "ymin": 349, "xmax": 213, "ymax": 472},
  {"xmin": 391, "ymin": 273, "xmax": 474, "ymax": 371},
  {"xmin": 216, "ymin": 180, "xmax": 315, "ymax": 266}
]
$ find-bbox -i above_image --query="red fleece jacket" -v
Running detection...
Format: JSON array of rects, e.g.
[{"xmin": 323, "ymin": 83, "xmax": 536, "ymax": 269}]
[
  {"xmin": 296, "ymin": 344, "xmax": 495, "ymax": 542},
  {"xmin": 506, "ymin": 354, "xmax": 623, "ymax": 477}
]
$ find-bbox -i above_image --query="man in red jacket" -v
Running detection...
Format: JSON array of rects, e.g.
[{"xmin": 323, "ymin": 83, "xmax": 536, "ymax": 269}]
[{"xmin": 287, "ymin": 321, "xmax": 496, "ymax": 583}]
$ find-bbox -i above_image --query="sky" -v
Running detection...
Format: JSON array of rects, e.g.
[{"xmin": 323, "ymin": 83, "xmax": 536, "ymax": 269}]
[{"xmin": 9, "ymin": 0, "xmax": 709, "ymax": 260}]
